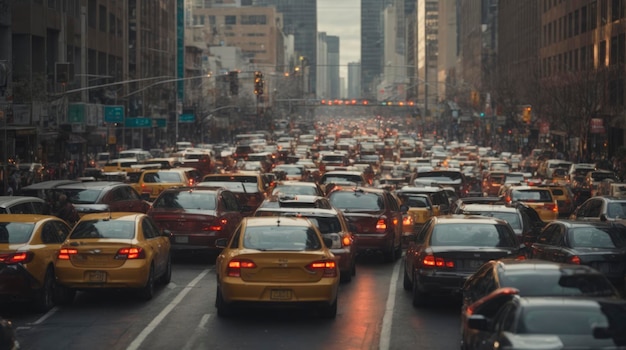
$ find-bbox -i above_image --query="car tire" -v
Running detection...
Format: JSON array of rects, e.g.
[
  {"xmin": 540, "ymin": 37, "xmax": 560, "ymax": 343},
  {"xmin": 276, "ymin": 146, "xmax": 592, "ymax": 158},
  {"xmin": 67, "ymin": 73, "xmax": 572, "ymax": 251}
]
[
  {"xmin": 138, "ymin": 264, "xmax": 155, "ymax": 301},
  {"xmin": 412, "ymin": 270, "xmax": 427, "ymax": 308},
  {"xmin": 402, "ymin": 265, "xmax": 412, "ymax": 291},
  {"xmin": 320, "ymin": 298, "xmax": 337, "ymax": 319},
  {"xmin": 35, "ymin": 268, "xmax": 56, "ymax": 312},
  {"xmin": 159, "ymin": 255, "xmax": 172, "ymax": 285},
  {"xmin": 215, "ymin": 287, "xmax": 232, "ymax": 318}
]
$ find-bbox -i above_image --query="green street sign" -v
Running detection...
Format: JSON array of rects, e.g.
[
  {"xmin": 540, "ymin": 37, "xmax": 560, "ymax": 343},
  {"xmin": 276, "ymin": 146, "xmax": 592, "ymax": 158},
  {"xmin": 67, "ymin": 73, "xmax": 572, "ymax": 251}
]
[
  {"xmin": 125, "ymin": 117, "xmax": 152, "ymax": 128},
  {"xmin": 104, "ymin": 105, "xmax": 125, "ymax": 123},
  {"xmin": 67, "ymin": 103, "xmax": 85, "ymax": 123},
  {"xmin": 179, "ymin": 113, "xmax": 195, "ymax": 123},
  {"xmin": 155, "ymin": 118, "xmax": 167, "ymax": 127}
]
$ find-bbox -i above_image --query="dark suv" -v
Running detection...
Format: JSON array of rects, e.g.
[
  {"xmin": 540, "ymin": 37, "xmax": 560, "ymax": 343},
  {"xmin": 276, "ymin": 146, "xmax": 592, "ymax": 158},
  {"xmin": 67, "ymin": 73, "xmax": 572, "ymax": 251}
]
[{"xmin": 327, "ymin": 187, "xmax": 404, "ymax": 262}]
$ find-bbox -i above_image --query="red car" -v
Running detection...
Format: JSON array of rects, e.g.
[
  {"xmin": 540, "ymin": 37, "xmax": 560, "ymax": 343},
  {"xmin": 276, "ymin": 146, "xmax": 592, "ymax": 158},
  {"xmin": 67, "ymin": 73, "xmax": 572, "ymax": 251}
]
[
  {"xmin": 148, "ymin": 186, "xmax": 245, "ymax": 254},
  {"xmin": 328, "ymin": 187, "xmax": 404, "ymax": 262}
]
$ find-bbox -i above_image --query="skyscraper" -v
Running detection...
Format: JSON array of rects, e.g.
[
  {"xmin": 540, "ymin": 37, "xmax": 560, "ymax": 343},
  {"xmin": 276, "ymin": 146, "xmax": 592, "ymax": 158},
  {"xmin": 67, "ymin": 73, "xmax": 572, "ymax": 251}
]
[
  {"xmin": 327, "ymin": 36, "xmax": 340, "ymax": 99},
  {"xmin": 255, "ymin": 0, "xmax": 317, "ymax": 95},
  {"xmin": 361, "ymin": 0, "xmax": 385, "ymax": 99}
]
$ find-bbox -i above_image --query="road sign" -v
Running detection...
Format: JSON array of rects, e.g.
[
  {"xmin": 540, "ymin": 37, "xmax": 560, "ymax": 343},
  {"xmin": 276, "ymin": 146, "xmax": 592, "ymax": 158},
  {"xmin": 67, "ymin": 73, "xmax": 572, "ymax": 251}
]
[
  {"xmin": 179, "ymin": 113, "xmax": 194, "ymax": 123},
  {"xmin": 104, "ymin": 105, "xmax": 124, "ymax": 123},
  {"xmin": 125, "ymin": 117, "xmax": 152, "ymax": 128}
]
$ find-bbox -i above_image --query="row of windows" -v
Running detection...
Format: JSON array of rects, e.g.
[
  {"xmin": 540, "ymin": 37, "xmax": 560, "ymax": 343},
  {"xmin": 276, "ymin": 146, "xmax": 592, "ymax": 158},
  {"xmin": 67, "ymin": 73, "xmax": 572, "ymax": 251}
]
[
  {"xmin": 543, "ymin": 0, "xmax": 625, "ymax": 47},
  {"xmin": 192, "ymin": 14, "xmax": 268, "ymax": 26},
  {"xmin": 87, "ymin": 1, "xmax": 123, "ymax": 37},
  {"xmin": 542, "ymin": 33, "xmax": 626, "ymax": 76}
]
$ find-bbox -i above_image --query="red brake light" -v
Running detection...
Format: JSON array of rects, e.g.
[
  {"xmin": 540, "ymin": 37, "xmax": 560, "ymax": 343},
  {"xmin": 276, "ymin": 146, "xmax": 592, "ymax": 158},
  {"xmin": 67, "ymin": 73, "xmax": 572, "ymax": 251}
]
[
  {"xmin": 306, "ymin": 260, "xmax": 337, "ymax": 277},
  {"xmin": 376, "ymin": 219, "xmax": 387, "ymax": 232},
  {"xmin": 208, "ymin": 218, "xmax": 228, "ymax": 231},
  {"xmin": 0, "ymin": 251, "xmax": 34, "ymax": 264},
  {"xmin": 342, "ymin": 236, "xmax": 352, "ymax": 247},
  {"xmin": 115, "ymin": 247, "xmax": 145, "ymax": 260},
  {"xmin": 227, "ymin": 259, "xmax": 256, "ymax": 277},
  {"xmin": 569, "ymin": 255, "xmax": 581, "ymax": 264},
  {"xmin": 422, "ymin": 254, "xmax": 454, "ymax": 268},
  {"xmin": 58, "ymin": 248, "xmax": 78, "ymax": 260}
]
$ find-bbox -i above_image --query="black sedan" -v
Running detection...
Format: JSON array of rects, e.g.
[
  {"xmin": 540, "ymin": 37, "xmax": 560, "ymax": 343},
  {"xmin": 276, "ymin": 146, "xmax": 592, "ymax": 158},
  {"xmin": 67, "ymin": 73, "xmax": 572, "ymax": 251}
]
[
  {"xmin": 530, "ymin": 220, "xmax": 626, "ymax": 287},
  {"xmin": 461, "ymin": 259, "xmax": 620, "ymax": 350},
  {"xmin": 464, "ymin": 289, "xmax": 626, "ymax": 350},
  {"xmin": 403, "ymin": 215, "xmax": 526, "ymax": 307}
]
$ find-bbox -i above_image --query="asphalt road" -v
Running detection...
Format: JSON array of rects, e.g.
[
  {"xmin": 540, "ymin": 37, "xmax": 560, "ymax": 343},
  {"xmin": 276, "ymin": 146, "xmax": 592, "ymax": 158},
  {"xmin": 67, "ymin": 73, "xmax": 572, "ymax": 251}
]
[{"xmin": 4, "ymin": 253, "xmax": 461, "ymax": 350}]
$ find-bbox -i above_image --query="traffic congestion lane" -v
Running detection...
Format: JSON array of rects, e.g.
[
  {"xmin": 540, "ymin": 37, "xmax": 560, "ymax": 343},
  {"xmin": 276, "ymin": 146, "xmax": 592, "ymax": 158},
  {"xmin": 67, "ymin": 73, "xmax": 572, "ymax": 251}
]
[{"xmin": 7, "ymin": 254, "xmax": 462, "ymax": 350}]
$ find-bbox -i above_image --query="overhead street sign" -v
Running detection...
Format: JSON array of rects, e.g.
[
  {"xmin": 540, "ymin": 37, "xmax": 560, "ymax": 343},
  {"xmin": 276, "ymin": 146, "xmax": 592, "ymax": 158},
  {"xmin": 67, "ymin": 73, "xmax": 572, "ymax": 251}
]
[
  {"xmin": 104, "ymin": 105, "xmax": 125, "ymax": 123},
  {"xmin": 125, "ymin": 117, "xmax": 152, "ymax": 128}
]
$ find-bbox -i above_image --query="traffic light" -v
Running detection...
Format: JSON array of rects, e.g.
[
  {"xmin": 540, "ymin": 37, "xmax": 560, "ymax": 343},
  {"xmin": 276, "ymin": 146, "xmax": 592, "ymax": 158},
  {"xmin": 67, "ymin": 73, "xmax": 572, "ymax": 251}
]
[
  {"xmin": 254, "ymin": 71, "xmax": 264, "ymax": 95},
  {"xmin": 522, "ymin": 106, "xmax": 532, "ymax": 123},
  {"xmin": 228, "ymin": 71, "xmax": 239, "ymax": 95}
]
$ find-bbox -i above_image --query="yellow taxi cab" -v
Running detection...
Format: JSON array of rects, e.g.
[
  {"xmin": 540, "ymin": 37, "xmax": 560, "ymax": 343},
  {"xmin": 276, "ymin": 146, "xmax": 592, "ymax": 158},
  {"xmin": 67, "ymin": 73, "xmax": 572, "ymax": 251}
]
[
  {"xmin": 132, "ymin": 168, "xmax": 197, "ymax": 201},
  {"xmin": 0, "ymin": 214, "xmax": 71, "ymax": 311},
  {"xmin": 101, "ymin": 158, "xmax": 140, "ymax": 173},
  {"xmin": 394, "ymin": 192, "xmax": 434, "ymax": 238},
  {"xmin": 55, "ymin": 212, "xmax": 171, "ymax": 301},
  {"xmin": 215, "ymin": 217, "xmax": 339, "ymax": 318},
  {"xmin": 503, "ymin": 186, "xmax": 558, "ymax": 222}
]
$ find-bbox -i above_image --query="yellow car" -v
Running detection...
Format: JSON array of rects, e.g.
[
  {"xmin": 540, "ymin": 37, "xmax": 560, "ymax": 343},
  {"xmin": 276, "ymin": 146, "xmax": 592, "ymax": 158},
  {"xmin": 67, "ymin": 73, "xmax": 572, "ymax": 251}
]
[
  {"xmin": 55, "ymin": 212, "xmax": 172, "ymax": 301},
  {"xmin": 132, "ymin": 168, "xmax": 197, "ymax": 201},
  {"xmin": 0, "ymin": 214, "xmax": 71, "ymax": 311},
  {"xmin": 215, "ymin": 217, "xmax": 340, "ymax": 318},
  {"xmin": 504, "ymin": 186, "xmax": 558, "ymax": 222},
  {"xmin": 395, "ymin": 193, "xmax": 435, "ymax": 237}
]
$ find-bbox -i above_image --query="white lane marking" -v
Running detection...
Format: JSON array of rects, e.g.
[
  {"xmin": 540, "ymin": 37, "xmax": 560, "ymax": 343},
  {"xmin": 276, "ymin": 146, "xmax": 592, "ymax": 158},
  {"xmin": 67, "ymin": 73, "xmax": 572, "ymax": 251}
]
[
  {"xmin": 379, "ymin": 257, "xmax": 402, "ymax": 350},
  {"xmin": 197, "ymin": 314, "xmax": 211, "ymax": 329},
  {"xmin": 31, "ymin": 306, "xmax": 59, "ymax": 325},
  {"xmin": 181, "ymin": 314, "xmax": 212, "ymax": 350},
  {"xmin": 126, "ymin": 269, "xmax": 211, "ymax": 350}
]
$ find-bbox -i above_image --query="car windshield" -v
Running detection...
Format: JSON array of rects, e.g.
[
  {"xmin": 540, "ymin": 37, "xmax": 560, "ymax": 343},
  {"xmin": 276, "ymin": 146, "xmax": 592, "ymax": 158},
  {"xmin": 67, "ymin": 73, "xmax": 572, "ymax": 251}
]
[
  {"xmin": 243, "ymin": 225, "xmax": 322, "ymax": 251},
  {"xmin": 321, "ymin": 175, "xmax": 362, "ymax": 184},
  {"xmin": 467, "ymin": 212, "xmax": 521, "ymax": 230},
  {"xmin": 519, "ymin": 307, "xmax": 610, "ymax": 335},
  {"xmin": 500, "ymin": 271, "xmax": 617, "ymax": 297},
  {"xmin": 511, "ymin": 190, "xmax": 552, "ymax": 202},
  {"xmin": 430, "ymin": 223, "xmax": 517, "ymax": 247},
  {"xmin": 569, "ymin": 227, "xmax": 626, "ymax": 249},
  {"xmin": 62, "ymin": 189, "xmax": 103, "ymax": 204},
  {"xmin": 71, "ymin": 220, "xmax": 135, "ymax": 239},
  {"xmin": 152, "ymin": 191, "xmax": 216, "ymax": 210},
  {"xmin": 606, "ymin": 203, "xmax": 626, "ymax": 219},
  {"xmin": 329, "ymin": 191, "xmax": 384, "ymax": 211},
  {"xmin": 0, "ymin": 223, "xmax": 35, "ymax": 244},
  {"xmin": 307, "ymin": 216, "xmax": 343, "ymax": 234}
]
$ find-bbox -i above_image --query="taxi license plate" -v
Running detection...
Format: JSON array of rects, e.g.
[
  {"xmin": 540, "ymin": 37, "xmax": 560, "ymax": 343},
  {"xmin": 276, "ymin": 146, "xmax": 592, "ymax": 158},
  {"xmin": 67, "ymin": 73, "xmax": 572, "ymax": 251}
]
[
  {"xmin": 88, "ymin": 271, "xmax": 106, "ymax": 283},
  {"xmin": 175, "ymin": 235, "xmax": 189, "ymax": 244},
  {"xmin": 468, "ymin": 260, "xmax": 483, "ymax": 268},
  {"xmin": 270, "ymin": 289, "xmax": 292, "ymax": 300}
]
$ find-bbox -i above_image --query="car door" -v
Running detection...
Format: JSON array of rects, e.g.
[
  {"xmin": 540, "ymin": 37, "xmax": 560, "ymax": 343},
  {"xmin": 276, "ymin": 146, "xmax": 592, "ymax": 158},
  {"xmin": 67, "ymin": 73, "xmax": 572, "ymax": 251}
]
[
  {"xmin": 38, "ymin": 219, "xmax": 71, "ymax": 273},
  {"xmin": 406, "ymin": 219, "xmax": 433, "ymax": 277},
  {"xmin": 141, "ymin": 217, "xmax": 166, "ymax": 274},
  {"xmin": 385, "ymin": 192, "xmax": 403, "ymax": 247},
  {"xmin": 576, "ymin": 198, "xmax": 603, "ymax": 222},
  {"xmin": 531, "ymin": 224, "xmax": 559, "ymax": 259},
  {"xmin": 220, "ymin": 190, "xmax": 244, "ymax": 236}
]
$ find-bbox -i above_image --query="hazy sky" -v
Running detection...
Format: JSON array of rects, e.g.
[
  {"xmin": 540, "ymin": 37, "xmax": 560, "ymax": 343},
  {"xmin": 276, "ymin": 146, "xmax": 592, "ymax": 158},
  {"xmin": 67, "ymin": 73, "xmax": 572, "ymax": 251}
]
[{"xmin": 317, "ymin": 0, "xmax": 361, "ymax": 79}]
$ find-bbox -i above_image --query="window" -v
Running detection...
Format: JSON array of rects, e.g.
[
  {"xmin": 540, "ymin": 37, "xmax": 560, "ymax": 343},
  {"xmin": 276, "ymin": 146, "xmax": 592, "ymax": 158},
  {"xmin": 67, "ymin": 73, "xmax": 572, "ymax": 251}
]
[
  {"xmin": 600, "ymin": 40, "xmax": 607, "ymax": 67},
  {"xmin": 610, "ymin": 35, "xmax": 618, "ymax": 65},
  {"xmin": 601, "ymin": 0, "xmax": 608, "ymax": 24},
  {"xmin": 99, "ymin": 5, "xmax": 107, "ymax": 32},
  {"xmin": 574, "ymin": 10, "xmax": 579, "ymax": 35},
  {"xmin": 241, "ymin": 15, "xmax": 267, "ymax": 25},
  {"xmin": 88, "ymin": 0, "xmax": 97, "ymax": 28},
  {"xmin": 109, "ymin": 13, "xmax": 116, "ymax": 35},
  {"xmin": 225, "ymin": 15, "xmax": 237, "ymax": 25},
  {"xmin": 590, "ymin": 1, "xmax": 598, "ymax": 29},
  {"xmin": 581, "ymin": 6, "xmax": 588, "ymax": 32},
  {"xmin": 619, "ymin": 34, "xmax": 626, "ymax": 64},
  {"xmin": 568, "ymin": 12, "xmax": 573, "ymax": 38},
  {"xmin": 611, "ymin": 0, "xmax": 621, "ymax": 21}
]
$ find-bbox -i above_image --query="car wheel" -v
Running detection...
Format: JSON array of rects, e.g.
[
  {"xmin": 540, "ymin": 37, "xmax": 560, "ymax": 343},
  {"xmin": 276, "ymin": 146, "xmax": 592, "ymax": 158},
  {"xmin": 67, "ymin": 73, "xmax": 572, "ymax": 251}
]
[
  {"xmin": 159, "ymin": 255, "xmax": 172, "ymax": 285},
  {"xmin": 215, "ymin": 287, "xmax": 232, "ymax": 318},
  {"xmin": 412, "ymin": 270, "xmax": 427, "ymax": 308},
  {"xmin": 402, "ymin": 265, "xmax": 412, "ymax": 291},
  {"xmin": 138, "ymin": 264, "xmax": 155, "ymax": 301},
  {"xmin": 35, "ymin": 268, "xmax": 56, "ymax": 312},
  {"xmin": 320, "ymin": 298, "xmax": 337, "ymax": 319}
]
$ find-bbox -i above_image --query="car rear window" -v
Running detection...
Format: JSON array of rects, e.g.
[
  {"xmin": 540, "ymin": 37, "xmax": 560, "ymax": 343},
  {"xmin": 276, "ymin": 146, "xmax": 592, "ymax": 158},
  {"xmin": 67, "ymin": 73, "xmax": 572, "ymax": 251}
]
[
  {"xmin": 243, "ymin": 226, "xmax": 321, "ymax": 251},
  {"xmin": 512, "ymin": 190, "xmax": 552, "ymax": 202},
  {"xmin": 430, "ymin": 223, "xmax": 517, "ymax": 247},
  {"xmin": 307, "ymin": 217, "xmax": 343, "ymax": 234},
  {"xmin": 329, "ymin": 191, "xmax": 384, "ymax": 211},
  {"xmin": 273, "ymin": 185, "xmax": 317, "ymax": 196},
  {"xmin": 152, "ymin": 191, "xmax": 216, "ymax": 210},
  {"xmin": 569, "ymin": 227, "xmax": 626, "ymax": 249},
  {"xmin": 0, "ymin": 223, "xmax": 34, "ymax": 244},
  {"xmin": 398, "ymin": 195, "xmax": 430, "ymax": 208},
  {"xmin": 501, "ymin": 271, "xmax": 617, "ymax": 297},
  {"xmin": 71, "ymin": 220, "xmax": 135, "ymax": 239},
  {"xmin": 63, "ymin": 189, "xmax": 103, "ymax": 204}
]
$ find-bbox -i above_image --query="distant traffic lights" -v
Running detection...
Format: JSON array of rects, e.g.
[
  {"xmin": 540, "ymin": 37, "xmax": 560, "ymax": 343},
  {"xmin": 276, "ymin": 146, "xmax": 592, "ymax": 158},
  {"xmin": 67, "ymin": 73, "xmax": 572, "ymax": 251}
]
[
  {"xmin": 228, "ymin": 71, "xmax": 239, "ymax": 95},
  {"xmin": 254, "ymin": 71, "xmax": 264, "ymax": 95}
]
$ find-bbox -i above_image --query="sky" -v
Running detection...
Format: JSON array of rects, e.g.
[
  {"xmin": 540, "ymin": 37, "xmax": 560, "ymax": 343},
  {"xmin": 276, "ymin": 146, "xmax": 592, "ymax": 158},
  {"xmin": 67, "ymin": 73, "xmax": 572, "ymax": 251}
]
[{"xmin": 317, "ymin": 0, "xmax": 361, "ymax": 79}]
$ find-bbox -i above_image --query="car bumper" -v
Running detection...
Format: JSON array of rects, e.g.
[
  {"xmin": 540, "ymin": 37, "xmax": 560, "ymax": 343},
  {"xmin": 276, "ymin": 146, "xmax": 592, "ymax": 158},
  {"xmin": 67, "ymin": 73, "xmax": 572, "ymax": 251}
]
[
  {"xmin": 330, "ymin": 247, "xmax": 354, "ymax": 274},
  {"xmin": 170, "ymin": 231, "xmax": 231, "ymax": 252},
  {"xmin": 220, "ymin": 277, "xmax": 339, "ymax": 304},
  {"xmin": 0, "ymin": 264, "xmax": 40, "ymax": 298},
  {"xmin": 416, "ymin": 269, "xmax": 472, "ymax": 295},
  {"xmin": 353, "ymin": 233, "xmax": 393, "ymax": 253},
  {"xmin": 56, "ymin": 260, "xmax": 150, "ymax": 289}
]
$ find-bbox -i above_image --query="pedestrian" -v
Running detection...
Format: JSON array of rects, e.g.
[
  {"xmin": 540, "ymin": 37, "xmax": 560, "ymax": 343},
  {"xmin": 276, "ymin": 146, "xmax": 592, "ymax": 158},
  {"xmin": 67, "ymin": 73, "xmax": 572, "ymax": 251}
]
[{"xmin": 55, "ymin": 194, "xmax": 80, "ymax": 226}]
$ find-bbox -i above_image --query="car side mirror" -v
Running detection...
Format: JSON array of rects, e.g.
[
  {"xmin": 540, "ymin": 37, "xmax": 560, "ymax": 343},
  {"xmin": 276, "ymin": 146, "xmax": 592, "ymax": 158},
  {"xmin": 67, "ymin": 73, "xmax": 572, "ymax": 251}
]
[
  {"xmin": 400, "ymin": 204, "xmax": 409, "ymax": 213},
  {"xmin": 323, "ymin": 237, "xmax": 334, "ymax": 248},
  {"xmin": 467, "ymin": 315, "xmax": 490, "ymax": 331},
  {"xmin": 162, "ymin": 229, "xmax": 173, "ymax": 238},
  {"xmin": 215, "ymin": 238, "xmax": 228, "ymax": 248},
  {"xmin": 600, "ymin": 213, "xmax": 608, "ymax": 222}
]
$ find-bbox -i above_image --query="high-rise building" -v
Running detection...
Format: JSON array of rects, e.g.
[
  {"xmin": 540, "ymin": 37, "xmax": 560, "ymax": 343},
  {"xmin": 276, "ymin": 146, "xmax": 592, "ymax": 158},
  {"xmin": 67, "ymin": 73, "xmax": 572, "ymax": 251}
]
[
  {"xmin": 327, "ymin": 35, "xmax": 340, "ymax": 99},
  {"xmin": 347, "ymin": 62, "xmax": 361, "ymax": 99},
  {"xmin": 317, "ymin": 32, "xmax": 329, "ymax": 98},
  {"xmin": 255, "ymin": 0, "xmax": 317, "ymax": 96},
  {"xmin": 437, "ymin": 0, "xmax": 458, "ymax": 102},
  {"xmin": 361, "ymin": 0, "xmax": 386, "ymax": 99},
  {"xmin": 416, "ymin": 0, "xmax": 439, "ymax": 113}
]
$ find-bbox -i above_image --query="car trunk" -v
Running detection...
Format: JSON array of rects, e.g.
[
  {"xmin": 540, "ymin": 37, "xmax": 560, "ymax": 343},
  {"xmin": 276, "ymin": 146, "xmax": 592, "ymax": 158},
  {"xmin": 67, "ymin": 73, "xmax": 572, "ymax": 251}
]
[
  {"xmin": 67, "ymin": 240, "xmax": 133, "ymax": 268},
  {"xmin": 150, "ymin": 211, "xmax": 218, "ymax": 233},
  {"xmin": 431, "ymin": 247, "xmax": 518, "ymax": 272},
  {"xmin": 342, "ymin": 211, "xmax": 388, "ymax": 234},
  {"xmin": 235, "ymin": 251, "xmax": 331, "ymax": 283}
]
